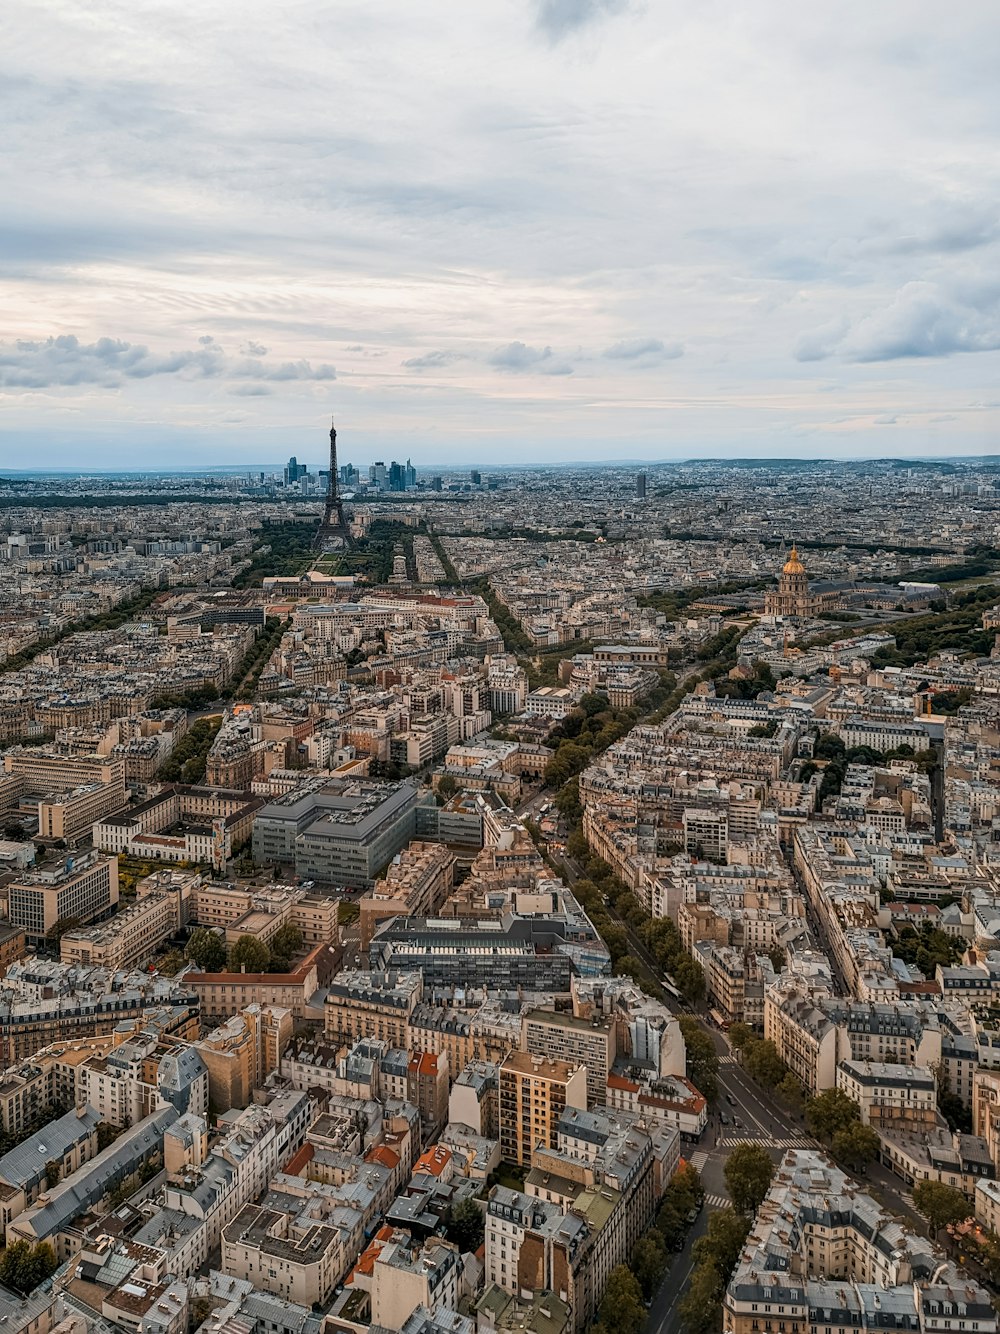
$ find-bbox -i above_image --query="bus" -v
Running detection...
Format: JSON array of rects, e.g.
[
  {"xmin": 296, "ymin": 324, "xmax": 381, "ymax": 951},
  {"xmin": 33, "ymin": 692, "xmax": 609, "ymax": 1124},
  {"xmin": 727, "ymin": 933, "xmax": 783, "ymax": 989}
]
[
  {"xmin": 661, "ymin": 974, "xmax": 683, "ymax": 1002},
  {"xmin": 709, "ymin": 1007, "xmax": 730, "ymax": 1032}
]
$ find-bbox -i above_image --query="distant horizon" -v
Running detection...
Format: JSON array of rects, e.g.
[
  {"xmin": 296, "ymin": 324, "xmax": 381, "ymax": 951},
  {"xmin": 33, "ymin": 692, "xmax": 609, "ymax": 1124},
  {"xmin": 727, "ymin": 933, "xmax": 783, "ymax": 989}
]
[{"xmin": 1, "ymin": 450, "xmax": 998, "ymax": 479}]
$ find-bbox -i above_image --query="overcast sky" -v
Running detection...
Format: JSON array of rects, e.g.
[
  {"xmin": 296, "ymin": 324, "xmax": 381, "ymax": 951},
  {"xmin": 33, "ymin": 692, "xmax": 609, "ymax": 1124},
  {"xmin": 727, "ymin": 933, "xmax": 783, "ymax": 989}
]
[{"xmin": 3, "ymin": 0, "xmax": 1000, "ymax": 469}]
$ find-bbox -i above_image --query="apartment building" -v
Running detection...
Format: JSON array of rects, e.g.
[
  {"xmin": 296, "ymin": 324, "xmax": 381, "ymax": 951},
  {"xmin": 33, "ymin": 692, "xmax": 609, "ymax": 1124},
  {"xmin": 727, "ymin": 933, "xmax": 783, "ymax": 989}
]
[
  {"xmin": 4, "ymin": 750, "xmax": 125, "ymax": 795},
  {"xmin": 0, "ymin": 1105, "xmax": 101, "ymax": 1214},
  {"xmin": 222, "ymin": 1202, "xmax": 344, "ymax": 1307},
  {"xmin": 59, "ymin": 889, "xmax": 179, "ymax": 970},
  {"xmin": 198, "ymin": 1003, "xmax": 293, "ymax": 1111},
  {"xmin": 369, "ymin": 1234, "xmax": 462, "ymax": 1332},
  {"xmin": 498, "ymin": 1052, "xmax": 587, "ymax": 1167},
  {"xmin": 186, "ymin": 943, "xmax": 332, "ymax": 1023},
  {"xmin": 521, "ymin": 1009, "xmax": 616, "ymax": 1109},
  {"xmin": 76, "ymin": 1039, "xmax": 208, "ymax": 1129},
  {"xmin": 131, "ymin": 1098, "xmax": 308, "ymax": 1279},
  {"xmin": 0, "ymin": 924, "xmax": 26, "ymax": 978},
  {"xmin": 7, "ymin": 852, "xmax": 119, "ymax": 944},
  {"xmin": 190, "ymin": 881, "xmax": 338, "ymax": 951},
  {"xmin": 7, "ymin": 1105, "xmax": 179, "ymax": 1259},
  {"xmin": 359, "ymin": 841, "xmax": 456, "ymax": 948},
  {"xmin": 37, "ymin": 779, "xmax": 127, "ymax": 845},
  {"xmin": 325, "ymin": 970, "xmax": 423, "ymax": 1048},
  {"xmin": 723, "ymin": 1150, "xmax": 995, "ymax": 1334},
  {"xmin": 835, "ymin": 1059, "xmax": 937, "ymax": 1128}
]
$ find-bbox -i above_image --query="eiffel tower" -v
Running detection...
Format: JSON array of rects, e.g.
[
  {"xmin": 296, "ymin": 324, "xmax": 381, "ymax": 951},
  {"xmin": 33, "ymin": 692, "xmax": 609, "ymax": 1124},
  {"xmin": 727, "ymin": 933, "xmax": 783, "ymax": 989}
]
[{"xmin": 315, "ymin": 416, "xmax": 353, "ymax": 549}]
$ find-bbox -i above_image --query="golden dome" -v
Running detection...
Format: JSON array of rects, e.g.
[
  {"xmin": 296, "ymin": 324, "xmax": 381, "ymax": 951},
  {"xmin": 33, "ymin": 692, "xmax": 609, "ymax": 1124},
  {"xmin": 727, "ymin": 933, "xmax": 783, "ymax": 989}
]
[{"xmin": 782, "ymin": 545, "xmax": 805, "ymax": 575}]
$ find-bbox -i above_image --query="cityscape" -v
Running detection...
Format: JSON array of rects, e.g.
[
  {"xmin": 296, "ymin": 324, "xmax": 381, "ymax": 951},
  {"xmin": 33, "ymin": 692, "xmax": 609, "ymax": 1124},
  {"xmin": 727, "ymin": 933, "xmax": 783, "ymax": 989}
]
[
  {"xmin": 1, "ymin": 440, "xmax": 1000, "ymax": 1334},
  {"xmin": 4, "ymin": 2, "xmax": 1000, "ymax": 1334}
]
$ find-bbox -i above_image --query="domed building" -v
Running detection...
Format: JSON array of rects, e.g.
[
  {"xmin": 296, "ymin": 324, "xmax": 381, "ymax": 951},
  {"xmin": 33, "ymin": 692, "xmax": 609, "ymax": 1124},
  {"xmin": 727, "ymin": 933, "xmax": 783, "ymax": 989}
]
[{"xmin": 765, "ymin": 545, "xmax": 826, "ymax": 618}]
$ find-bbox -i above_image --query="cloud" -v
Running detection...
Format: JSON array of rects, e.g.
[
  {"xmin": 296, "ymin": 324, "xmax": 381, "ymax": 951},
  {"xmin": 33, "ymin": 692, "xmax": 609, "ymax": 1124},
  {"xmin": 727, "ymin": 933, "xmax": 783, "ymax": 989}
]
[
  {"xmin": 402, "ymin": 350, "xmax": 466, "ymax": 370},
  {"xmin": 0, "ymin": 334, "xmax": 335, "ymax": 390},
  {"xmin": 796, "ymin": 283, "xmax": 1000, "ymax": 363},
  {"xmin": 231, "ymin": 358, "xmax": 337, "ymax": 381},
  {"xmin": 533, "ymin": 0, "xmax": 631, "ymax": 41},
  {"xmin": 794, "ymin": 320, "xmax": 850, "ymax": 363},
  {"xmin": 229, "ymin": 383, "xmax": 273, "ymax": 396},
  {"xmin": 603, "ymin": 337, "xmax": 683, "ymax": 363},
  {"xmin": 488, "ymin": 341, "xmax": 573, "ymax": 375},
  {"xmin": 240, "ymin": 340, "xmax": 268, "ymax": 356}
]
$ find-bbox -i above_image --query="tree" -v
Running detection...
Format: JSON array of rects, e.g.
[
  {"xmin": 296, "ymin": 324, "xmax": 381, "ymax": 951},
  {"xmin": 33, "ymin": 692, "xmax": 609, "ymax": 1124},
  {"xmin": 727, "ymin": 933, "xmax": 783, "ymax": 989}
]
[
  {"xmin": 630, "ymin": 1230, "xmax": 668, "ymax": 1299},
  {"xmin": 678, "ymin": 1260, "xmax": 724, "ymax": 1334},
  {"xmin": 97, "ymin": 1122, "xmax": 120, "ymax": 1151},
  {"xmin": 0, "ymin": 1239, "xmax": 58, "ymax": 1294},
  {"xmin": 806, "ymin": 1087, "xmax": 861, "ymax": 1142},
  {"xmin": 443, "ymin": 1196, "xmax": 484, "ymax": 1253},
  {"xmin": 679, "ymin": 1016, "xmax": 719, "ymax": 1100},
  {"xmin": 229, "ymin": 934, "xmax": 271, "ymax": 972},
  {"xmin": 436, "ymin": 773, "xmax": 458, "ymax": 798},
  {"xmin": 775, "ymin": 1072, "xmax": 806, "ymax": 1114},
  {"xmin": 156, "ymin": 949, "xmax": 186, "ymax": 977},
  {"xmin": 268, "ymin": 922, "xmax": 304, "ymax": 970},
  {"xmin": 831, "ymin": 1122, "xmax": 880, "ymax": 1171},
  {"xmin": 913, "ymin": 1180, "xmax": 971, "ymax": 1234},
  {"xmin": 674, "ymin": 955, "xmax": 706, "ymax": 1002},
  {"xmin": 543, "ymin": 741, "xmax": 592, "ymax": 787},
  {"xmin": 44, "ymin": 1159, "xmax": 61, "ymax": 1189},
  {"xmin": 743, "ymin": 1039, "xmax": 788, "ymax": 1087},
  {"xmin": 656, "ymin": 1163, "xmax": 703, "ymax": 1247},
  {"xmin": 3, "ymin": 822, "xmax": 27, "ymax": 842},
  {"xmin": 185, "ymin": 927, "xmax": 227, "ymax": 972},
  {"xmin": 728, "ymin": 1023, "xmax": 754, "ymax": 1053},
  {"xmin": 692, "ymin": 1207, "xmax": 751, "ymax": 1284},
  {"xmin": 724, "ymin": 1144, "xmax": 775, "ymax": 1215},
  {"xmin": 596, "ymin": 1265, "xmax": 645, "ymax": 1334},
  {"xmin": 44, "ymin": 915, "xmax": 81, "ymax": 950}
]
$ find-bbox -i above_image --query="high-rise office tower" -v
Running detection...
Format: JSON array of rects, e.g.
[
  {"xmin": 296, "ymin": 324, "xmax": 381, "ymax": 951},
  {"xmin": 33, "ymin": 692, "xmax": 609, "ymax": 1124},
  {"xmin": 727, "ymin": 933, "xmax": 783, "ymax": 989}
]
[
  {"xmin": 470, "ymin": 469, "xmax": 482, "ymax": 485},
  {"xmin": 636, "ymin": 472, "xmax": 647, "ymax": 499}
]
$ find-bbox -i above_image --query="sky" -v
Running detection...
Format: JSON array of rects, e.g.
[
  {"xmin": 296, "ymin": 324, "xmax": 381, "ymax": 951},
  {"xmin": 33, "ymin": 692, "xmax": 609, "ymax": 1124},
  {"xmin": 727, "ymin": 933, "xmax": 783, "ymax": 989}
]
[{"xmin": 2, "ymin": 0, "xmax": 1000, "ymax": 470}]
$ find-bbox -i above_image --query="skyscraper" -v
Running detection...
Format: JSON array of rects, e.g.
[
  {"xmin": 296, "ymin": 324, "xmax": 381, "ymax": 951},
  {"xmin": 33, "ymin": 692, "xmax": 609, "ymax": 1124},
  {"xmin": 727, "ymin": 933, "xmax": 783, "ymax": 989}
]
[
  {"xmin": 470, "ymin": 469, "xmax": 482, "ymax": 485},
  {"xmin": 636, "ymin": 472, "xmax": 647, "ymax": 499}
]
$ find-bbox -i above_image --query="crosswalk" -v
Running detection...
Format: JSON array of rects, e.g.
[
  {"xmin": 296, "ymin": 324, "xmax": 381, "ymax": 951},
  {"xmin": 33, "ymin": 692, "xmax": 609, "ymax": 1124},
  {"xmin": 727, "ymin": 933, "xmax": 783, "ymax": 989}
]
[
  {"xmin": 719, "ymin": 1054, "xmax": 738, "ymax": 1066},
  {"xmin": 704, "ymin": 1192, "xmax": 730, "ymax": 1209},
  {"xmin": 718, "ymin": 1133, "xmax": 814, "ymax": 1149},
  {"xmin": 688, "ymin": 1151, "xmax": 709, "ymax": 1171}
]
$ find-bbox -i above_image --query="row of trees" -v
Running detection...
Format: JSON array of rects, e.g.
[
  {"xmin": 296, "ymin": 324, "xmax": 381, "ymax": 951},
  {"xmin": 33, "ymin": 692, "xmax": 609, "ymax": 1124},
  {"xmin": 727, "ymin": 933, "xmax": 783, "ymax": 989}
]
[
  {"xmin": 639, "ymin": 915, "xmax": 707, "ymax": 1004},
  {"xmin": 593, "ymin": 1163, "xmax": 705, "ymax": 1334},
  {"xmin": 678, "ymin": 1152, "xmax": 778, "ymax": 1334},
  {"xmin": 0, "ymin": 587, "xmax": 161, "ymax": 675},
  {"xmin": 543, "ymin": 678, "xmax": 677, "ymax": 788},
  {"xmin": 728, "ymin": 1027, "xmax": 883, "ymax": 1170},
  {"xmin": 158, "ymin": 716, "xmax": 223, "ymax": 784},
  {"xmin": 185, "ymin": 923, "xmax": 304, "ymax": 974},
  {"xmin": 234, "ymin": 616, "xmax": 287, "ymax": 701}
]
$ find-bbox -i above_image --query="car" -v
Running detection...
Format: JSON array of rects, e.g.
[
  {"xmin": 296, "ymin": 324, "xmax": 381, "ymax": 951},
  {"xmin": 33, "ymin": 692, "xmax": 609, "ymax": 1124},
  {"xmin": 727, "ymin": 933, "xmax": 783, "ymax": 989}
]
[
  {"xmin": 687, "ymin": 1207, "xmax": 699, "ymax": 1223},
  {"xmin": 720, "ymin": 1113, "xmax": 730, "ymax": 1126},
  {"xmin": 726, "ymin": 1093, "xmax": 737, "ymax": 1106},
  {"xmin": 733, "ymin": 1117, "xmax": 743, "ymax": 1128}
]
